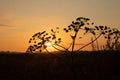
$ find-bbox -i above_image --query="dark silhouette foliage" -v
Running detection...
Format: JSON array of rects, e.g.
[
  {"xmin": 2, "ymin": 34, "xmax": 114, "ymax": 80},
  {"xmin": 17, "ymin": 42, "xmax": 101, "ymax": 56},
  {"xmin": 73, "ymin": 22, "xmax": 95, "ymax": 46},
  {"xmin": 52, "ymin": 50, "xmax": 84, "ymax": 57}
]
[
  {"xmin": 27, "ymin": 17, "xmax": 120, "ymax": 53},
  {"xmin": 26, "ymin": 28, "xmax": 62, "ymax": 53},
  {"xmin": 94, "ymin": 26, "xmax": 120, "ymax": 50}
]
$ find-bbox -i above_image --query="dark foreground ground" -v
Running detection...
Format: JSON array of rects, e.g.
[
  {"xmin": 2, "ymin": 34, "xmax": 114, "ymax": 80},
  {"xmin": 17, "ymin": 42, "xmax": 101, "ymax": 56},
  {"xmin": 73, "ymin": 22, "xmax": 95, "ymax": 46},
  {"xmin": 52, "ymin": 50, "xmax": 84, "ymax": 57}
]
[{"xmin": 0, "ymin": 51, "xmax": 120, "ymax": 80}]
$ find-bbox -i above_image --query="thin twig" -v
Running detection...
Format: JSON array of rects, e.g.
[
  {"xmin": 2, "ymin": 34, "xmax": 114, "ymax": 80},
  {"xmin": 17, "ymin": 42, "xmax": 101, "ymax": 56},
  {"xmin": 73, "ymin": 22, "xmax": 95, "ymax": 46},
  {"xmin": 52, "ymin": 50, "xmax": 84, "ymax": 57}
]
[{"xmin": 76, "ymin": 34, "xmax": 102, "ymax": 52}]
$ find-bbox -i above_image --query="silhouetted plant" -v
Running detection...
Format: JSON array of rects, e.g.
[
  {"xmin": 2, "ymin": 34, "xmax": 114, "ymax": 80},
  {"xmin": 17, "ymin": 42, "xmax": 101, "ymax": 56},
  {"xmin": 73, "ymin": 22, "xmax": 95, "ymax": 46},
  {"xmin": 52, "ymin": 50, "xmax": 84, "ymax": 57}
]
[
  {"xmin": 63, "ymin": 17, "xmax": 96, "ymax": 65},
  {"xmin": 62, "ymin": 17, "xmax": 104, "ymax": 80},
  {"xmin": 91, "ymin": 37, "xmax": 96, "ymax": 51},
  {"xmin": 27, "ymin": 17, "xmax": 120, "ymax": 53},
  {"xmin": 27, "ymin": 17, "xmax": 108, "ymax": 57},
  {"xmin": 94, "ymin": 26, "xmax": 120, "ymax": 50},
  {"xmin": 27, "ymin": 28, "xmax": 60, "ymax": 53},
  {"xmin": 26, "ymin": 27, "xmax": 70, "ymax": 53},
  {"xmin": 107, "ymin": 28, "xmax": 120, "ymax": 50},
  {"xmin": 27, "ymin": 17, "xmax": 108, "ymax": 54}
]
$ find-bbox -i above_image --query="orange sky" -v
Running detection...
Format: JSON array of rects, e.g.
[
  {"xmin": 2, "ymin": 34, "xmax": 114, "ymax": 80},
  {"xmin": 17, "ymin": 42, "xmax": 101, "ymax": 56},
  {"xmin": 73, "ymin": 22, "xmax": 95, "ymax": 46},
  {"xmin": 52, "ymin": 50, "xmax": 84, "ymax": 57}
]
[{"xmin": 0, "ymin": 0, "xmax": 120, "ymax": 52}]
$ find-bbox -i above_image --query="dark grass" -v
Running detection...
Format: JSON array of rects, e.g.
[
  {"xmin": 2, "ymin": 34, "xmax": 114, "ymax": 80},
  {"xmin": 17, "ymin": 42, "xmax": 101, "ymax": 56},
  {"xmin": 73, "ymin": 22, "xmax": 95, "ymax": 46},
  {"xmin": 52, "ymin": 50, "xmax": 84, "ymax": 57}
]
[{"xmin": 0, "ymin": 51, "xmax": 120, "ymax": 80}]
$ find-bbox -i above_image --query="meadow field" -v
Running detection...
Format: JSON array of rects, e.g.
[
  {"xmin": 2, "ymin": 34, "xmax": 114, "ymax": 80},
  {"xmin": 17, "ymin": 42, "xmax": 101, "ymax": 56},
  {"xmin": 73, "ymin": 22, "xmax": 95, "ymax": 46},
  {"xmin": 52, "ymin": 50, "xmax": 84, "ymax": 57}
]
[{"xmin": 0, "ymin": 51, "xmax": 120, "ymax": 80}]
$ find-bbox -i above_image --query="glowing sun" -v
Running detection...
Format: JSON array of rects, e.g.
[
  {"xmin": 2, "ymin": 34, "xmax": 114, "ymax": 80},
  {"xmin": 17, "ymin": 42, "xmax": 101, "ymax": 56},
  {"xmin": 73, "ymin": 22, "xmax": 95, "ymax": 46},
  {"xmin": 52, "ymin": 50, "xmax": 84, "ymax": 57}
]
[{"xmin": 45, "ymin": 42, "xmax": 52, "ymax": 47}]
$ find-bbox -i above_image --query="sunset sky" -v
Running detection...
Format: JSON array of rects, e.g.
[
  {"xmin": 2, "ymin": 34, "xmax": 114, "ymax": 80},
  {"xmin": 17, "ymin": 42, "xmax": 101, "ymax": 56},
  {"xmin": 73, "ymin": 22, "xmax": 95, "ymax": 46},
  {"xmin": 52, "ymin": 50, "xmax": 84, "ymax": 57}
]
[{"xmin": 0, "ymin": 0, "xmax": 120, "ymax": 52}]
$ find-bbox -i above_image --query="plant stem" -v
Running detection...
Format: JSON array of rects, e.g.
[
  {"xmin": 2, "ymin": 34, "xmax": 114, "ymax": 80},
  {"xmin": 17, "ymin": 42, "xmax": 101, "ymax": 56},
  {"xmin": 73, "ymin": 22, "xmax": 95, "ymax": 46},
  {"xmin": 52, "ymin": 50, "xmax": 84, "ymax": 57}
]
[
  {"xmin": 77, "ymin": 34, "xmax": 102, "ymax": 52},
  {"xmin": 71, "ymin": 31, "xmax": 78, "ymax": 80}
]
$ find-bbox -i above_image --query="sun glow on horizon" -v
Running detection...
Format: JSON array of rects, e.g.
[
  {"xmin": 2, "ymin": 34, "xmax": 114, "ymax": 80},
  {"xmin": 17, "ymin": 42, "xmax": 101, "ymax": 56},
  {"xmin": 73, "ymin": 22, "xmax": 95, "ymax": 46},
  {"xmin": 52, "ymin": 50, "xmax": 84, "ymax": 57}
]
[{"xmin": 45, "ymin": 42, "xmax": 52, "ymax": 47}]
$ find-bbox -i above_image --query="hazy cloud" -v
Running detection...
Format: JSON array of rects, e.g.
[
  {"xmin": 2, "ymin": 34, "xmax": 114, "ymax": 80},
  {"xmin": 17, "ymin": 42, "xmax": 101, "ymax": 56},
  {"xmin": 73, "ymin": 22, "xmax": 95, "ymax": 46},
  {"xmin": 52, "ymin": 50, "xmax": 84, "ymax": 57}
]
[{"xmin": 0, "ymin": 24, "xmax": 13, "ymax": 27}]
